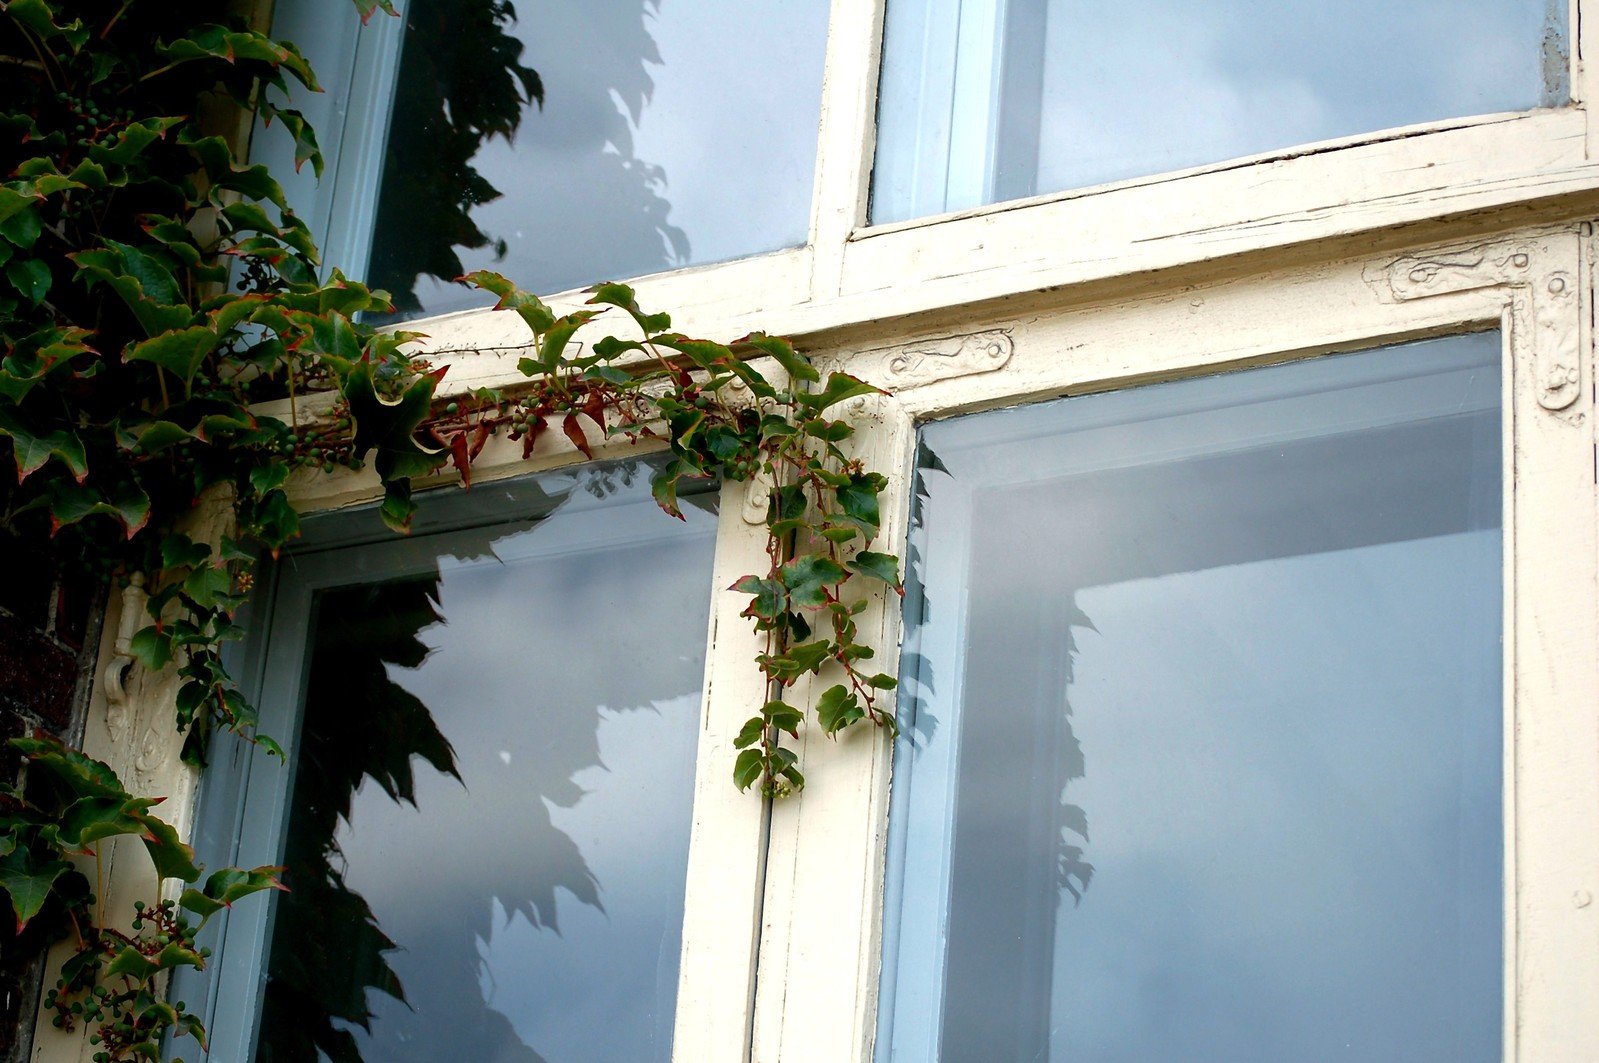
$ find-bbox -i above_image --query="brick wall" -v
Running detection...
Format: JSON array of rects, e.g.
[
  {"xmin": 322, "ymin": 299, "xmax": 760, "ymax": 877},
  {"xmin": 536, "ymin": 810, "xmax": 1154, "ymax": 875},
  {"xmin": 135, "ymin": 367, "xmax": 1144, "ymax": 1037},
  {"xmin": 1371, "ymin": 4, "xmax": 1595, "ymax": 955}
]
[{"xmin": 0, "ymin": 556, "xmax": 104, "ymax": 1063}]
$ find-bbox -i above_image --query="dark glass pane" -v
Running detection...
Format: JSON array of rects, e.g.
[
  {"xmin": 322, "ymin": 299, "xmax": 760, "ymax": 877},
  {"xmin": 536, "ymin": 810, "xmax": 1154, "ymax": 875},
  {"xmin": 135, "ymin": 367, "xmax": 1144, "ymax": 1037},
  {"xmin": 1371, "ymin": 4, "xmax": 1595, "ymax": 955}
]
[
  {"xmin": 879, "ymin": 333, "xmax": 1504, "ymax": 1061},
  {"xmin": 366, "ymin": 0, "xmax": 828, "ymax": 319}
]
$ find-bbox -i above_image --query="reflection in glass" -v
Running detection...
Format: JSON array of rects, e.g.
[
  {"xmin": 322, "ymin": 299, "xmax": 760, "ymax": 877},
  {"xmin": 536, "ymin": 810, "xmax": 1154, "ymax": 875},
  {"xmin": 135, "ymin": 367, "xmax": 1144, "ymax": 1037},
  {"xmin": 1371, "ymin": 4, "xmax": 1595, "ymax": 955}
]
[
  {"xmin": 366, "ymin": 0, "xmax": 829, "ymax": 319},
  {"xmin": 255, "ymin": 468, "xmax": 717, "ymax": 1061},
  {"xmin": 873, "ymin": 0, "xmax": 1566, "ymax": 222},
  {"xmin": 878, "ymin": 333, "xmax": 1504, "ymax": 1061}
]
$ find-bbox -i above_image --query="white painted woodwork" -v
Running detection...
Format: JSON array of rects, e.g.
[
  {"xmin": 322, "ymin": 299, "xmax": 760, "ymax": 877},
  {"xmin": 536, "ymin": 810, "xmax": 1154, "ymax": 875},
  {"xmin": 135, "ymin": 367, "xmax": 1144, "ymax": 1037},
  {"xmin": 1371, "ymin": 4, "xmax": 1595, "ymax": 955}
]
[{"xmin": 32, "ymin": 0, "xmax": 1599, "ymax": 1057}]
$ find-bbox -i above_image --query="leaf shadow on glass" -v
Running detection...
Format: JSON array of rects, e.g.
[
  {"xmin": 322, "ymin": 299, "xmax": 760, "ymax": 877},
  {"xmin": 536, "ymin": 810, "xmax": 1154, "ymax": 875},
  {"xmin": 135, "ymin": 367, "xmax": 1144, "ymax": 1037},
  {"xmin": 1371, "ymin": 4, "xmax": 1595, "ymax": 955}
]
[
  {"xmin": 367, "ymin": 0, "xmax": 688, "ymax": 319},
  {"xmin": 257, "ymin": 470, "xmax": 714, "ymax": 1063}
]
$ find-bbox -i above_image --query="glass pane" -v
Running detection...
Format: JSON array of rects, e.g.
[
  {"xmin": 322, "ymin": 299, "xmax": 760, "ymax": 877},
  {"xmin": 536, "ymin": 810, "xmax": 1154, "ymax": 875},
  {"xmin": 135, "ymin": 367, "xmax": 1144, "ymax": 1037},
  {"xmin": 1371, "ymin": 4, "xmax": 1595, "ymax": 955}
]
[
  {"xmin": 877, "ymin": 334, "xmax": 1503, "ymax": 1061},
  {"xmin": 255, "ymin": 470, "xmax": 717, "ymax": 1061},
  {"xmin": 365, "ymin": 0, "xmax": 829, "ymax": 319},
  {"xmin": 873, "ymin": 0, "xmax": 1566, "ymax": 223}
]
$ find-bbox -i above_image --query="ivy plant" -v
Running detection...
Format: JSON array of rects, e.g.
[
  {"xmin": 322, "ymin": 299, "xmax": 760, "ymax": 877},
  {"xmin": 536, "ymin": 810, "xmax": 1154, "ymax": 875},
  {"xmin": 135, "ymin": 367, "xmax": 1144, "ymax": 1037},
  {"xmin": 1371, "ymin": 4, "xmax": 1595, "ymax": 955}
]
[{"xmin": 0, "ymin": 0, "xmax": 901, "ymax": 1056}]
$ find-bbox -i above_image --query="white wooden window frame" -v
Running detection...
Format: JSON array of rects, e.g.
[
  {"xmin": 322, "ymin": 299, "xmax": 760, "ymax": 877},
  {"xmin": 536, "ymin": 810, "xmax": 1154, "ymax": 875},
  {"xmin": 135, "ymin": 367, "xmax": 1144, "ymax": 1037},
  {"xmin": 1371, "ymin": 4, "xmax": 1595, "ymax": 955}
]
[{"xmin": 27, "ymin": 0, "xmax": 1599, "ymax": 1058}]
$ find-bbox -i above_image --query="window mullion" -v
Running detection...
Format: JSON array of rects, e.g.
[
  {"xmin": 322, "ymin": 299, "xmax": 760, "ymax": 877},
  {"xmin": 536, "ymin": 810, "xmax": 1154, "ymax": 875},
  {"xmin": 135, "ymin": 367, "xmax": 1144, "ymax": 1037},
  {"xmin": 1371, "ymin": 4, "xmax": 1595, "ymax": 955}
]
[{"xmin": 807, "ymin": 0, "xmax": 891, "ymax": 302}]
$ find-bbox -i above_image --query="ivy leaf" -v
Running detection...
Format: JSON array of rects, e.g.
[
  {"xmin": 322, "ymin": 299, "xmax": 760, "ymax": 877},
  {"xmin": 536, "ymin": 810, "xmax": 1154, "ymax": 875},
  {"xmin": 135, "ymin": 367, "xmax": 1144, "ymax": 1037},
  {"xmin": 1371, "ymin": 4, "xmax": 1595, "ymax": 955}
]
[
  {"xmin": 129, "ymin": 626, "xmax": 173, "ymax": 672},
  {"xmin": 736, "ymin": 333, "xmax": 818, "ymax": 383},
  {"xmin": 181, "ymin": 865, "xmax": 284, "ymax": 920},
  {"xmin": 105, "ymin": 946, "xmax": 158, "ymax": 981},
  {"xmin": 47, "ymin": 481, "xmax": 150, "ymax": 538},
  {"xmin": 352, "ymin": 0, "xmax": 399, "ymax": 24},
  {"xmin": 732, "ymin": 748, "xmax": 765, "ymax": 792},
  {"xmin": 120, "ymin": 419, "xmax": 193, "ymax": 454},
  {"xmin": 248, "ymin": 462, "xmax": 289, "ymax": 496},
  {"xmin": 182, "ymin": 563, "xmax": 234, "ymax": 609},
  {"xmin": 0, "ymin": 850, "xmax": 71, "ymax": 932},
  {"xmin": 0, "ymin": 409, "xmax": 87, "ymax": 483},
  {"xmin": 538, "ymin": 310, "xmax": 600, "ymax": 371},
  {"xmin": 379, "ymin": 478, "xmax": 416, "ymax": 534},
  {"xmin": 734, "ymin": 716, "xmax": 766, "ymax": 750},
  {"xmin": 126, "ymin": 326, "xmax": 218, "ymax": 386},
  {"xmin": 134, "ymin": 811, "xmax": 201, "ymax": 883},
  {"xmin": 59, "ymin": 796, "xmax": 152, "ymax": 848},
  {"xmin": 817, "ymin": 684, "xmax": 864, "ymax": 734},
  {"xmin": 732, "ymin": 576, "xmax": 785, "ymax": 620},
  {"xmin": 802, "ymin": 372, "xmax": 881, "ymax": 413},
  {"xmin": 836, "ymin": 472, "xmax": 887, "ymax": 536},
  {"xmin": 464, "ymin": 269, "xmax": 555, "ymax": 335},
  {"xmin": 587, "ymin": 282, "xmax": 672, "ymax": 334},
  {"xmin": 561, "ymin": 413, "xmax": 594, "ymax": 459},
  {"xmin": 1, "ymin": 0, "xmax": 88, "ymax": 49},
  {"xmin": 765, "ymin": 701, "xmax": 805, "ymax": 734},
  {"xmin": 846, "ymin": 550, "xmax": 902, "ymax": 589},
  {"xmin": 4, "ymin": 258, "xmax": 49, "ymax": 305},
  {"xmin": 778, "ymin": 555, "xmax": 848, "ymax": 608}
]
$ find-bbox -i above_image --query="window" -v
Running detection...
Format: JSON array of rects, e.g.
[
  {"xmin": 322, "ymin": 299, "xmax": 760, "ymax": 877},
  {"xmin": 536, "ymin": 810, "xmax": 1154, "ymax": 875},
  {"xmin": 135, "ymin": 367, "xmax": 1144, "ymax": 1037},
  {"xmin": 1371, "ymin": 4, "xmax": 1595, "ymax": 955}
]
[
  {"xmin": 44, "ymin": 1, "xmax": 1599, "ymax": 1060},
  {"xmin": 872, "ymin": 0, "xmax": 1568, "ymax": 223},
  {"xmin": 878, "ymin": 333, "xmax": 1504, "ymax": 1060},
  {"xmin": 174, "ymin": 464, "xmax": 720, "ymax": 1060},
  {"xmin": 263, "ymin": 0, "xmax": 831, "ymax": 318}
]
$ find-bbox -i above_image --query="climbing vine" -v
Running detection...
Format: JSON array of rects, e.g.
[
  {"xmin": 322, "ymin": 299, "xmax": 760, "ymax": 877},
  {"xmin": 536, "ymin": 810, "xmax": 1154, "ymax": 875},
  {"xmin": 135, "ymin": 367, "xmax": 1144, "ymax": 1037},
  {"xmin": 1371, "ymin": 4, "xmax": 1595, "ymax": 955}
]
[{"xmin": 0, "ymin": 0, "xmax": 899, "ymax": 1057}]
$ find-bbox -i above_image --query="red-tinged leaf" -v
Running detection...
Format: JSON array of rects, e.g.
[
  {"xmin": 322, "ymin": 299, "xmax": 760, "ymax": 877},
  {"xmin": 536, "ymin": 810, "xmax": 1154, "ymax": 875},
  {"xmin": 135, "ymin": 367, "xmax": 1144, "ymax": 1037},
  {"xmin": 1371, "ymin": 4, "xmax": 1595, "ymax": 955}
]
[
  {"xmin": 468, "ymin": 421, "xmax": 490, "ymax": 461},
  {"xmin": 581, "ymin": 390, "xmax": 608, "ymax": 433},
  {"xmin": 561, "ymin": 414, "xmax": 593, "ymax": 458},
  {"xmin": 448, "ymin": 431, "xmax": 472, "ymax": 488},
  {"xmin": 521, "ymin": 415, "xmax": 546, "ymax": 459}
]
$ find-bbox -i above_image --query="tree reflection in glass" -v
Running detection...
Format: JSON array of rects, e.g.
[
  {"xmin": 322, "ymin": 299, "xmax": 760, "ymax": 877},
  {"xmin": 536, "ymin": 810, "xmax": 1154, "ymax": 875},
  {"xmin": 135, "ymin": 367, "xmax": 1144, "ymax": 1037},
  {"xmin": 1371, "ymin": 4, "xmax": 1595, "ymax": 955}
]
[
  {"xmin": 365, "ymin": 0, "xmax": 829, "ymax": 319},
  {"xmin": 255, "ymin": 468, "xmax": 717, "ymax": 1062}
]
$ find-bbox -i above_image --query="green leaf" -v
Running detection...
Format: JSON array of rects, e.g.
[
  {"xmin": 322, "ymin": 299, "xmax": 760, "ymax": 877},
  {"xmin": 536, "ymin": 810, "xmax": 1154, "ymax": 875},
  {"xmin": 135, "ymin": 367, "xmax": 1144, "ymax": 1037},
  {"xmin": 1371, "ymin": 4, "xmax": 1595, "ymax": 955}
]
[
  {"xmin": 129, "ymin": 626, "xmax": 173, "ymax": 672},
  {"xmin": 737, "ymin": 333, "xmax": 818, "ymax": 383},
  {"xmin": 778, "ymin": 555, "xmax": 848, "ymax": 608},
  {"xmin": 731, "ymin": 575, "xmax": 785, "ymax": 620},
  {"xmin": 846, "ymin": 550, "xmax": 901, "ymax": 588},
  {"xmin": 249, "ymin": 462, "xmax": 289, "ymax": 495},
  {"xmin": 4, "ymin": 258, "xmax": 49, "ymax": 305},
  {"xmin": 47, "ymin": 480, "xmax": 150, "ymax": 538},
  {"xmin": 182, "ymin": 563, "xmax": 234, "ymax": 609},
  {"xmin": 0, "ymin": 409, "xmax": 87, "ymax": 483},
  {"xmin": 134, "ymin": 812, "xmax": 201, "ymax": 883},
  {"xmin": 764, "ymin": 700, "xmax": 805, "ymax": 734},
  {"xmin": 59, "ymin": 796, "xmax": 153, "ymax": 848},
  {"xmin": 379, "ymin": 478, "xmax": 416, "ymax": 534},
  {"xmin": 0, "ymin": 850, "xmax": 70, "ymax": 932},
  {"xmin": 836, "ymin": 472, "xmax": 887, "ymax": 535},
  {"xmin": 587, "ymin": 282, "xmax": 672, "ymax": 334},
  {"xmin": 733, "ymin": 748, "xmax": 765, "ymax": 791},
  {"xmin": 803, "ymin": 372, "xmax": 881, "ymax": 413},
  {"xmin": 105, "ymin": 946, "xmax": 158, "ymax": 981},
  {"xmin": 734, "ymin": 716, "xmax": 765, "ymax": 750},
  {"xmin": 817, "ymin": 684, "xmax": 864, "ymax": 734},
  {"xmin": 464, "ymin": 269, "xmax": 555, "ymax": 334},
  {"xmin": 538, "ymin": 310, "xmax": 600, "ymax": 371},
  {"xmin": 126, "ymin": 326, "xmax": 218, "ymax": 386},
  {"xmin": 121, "ymin": 420, "xmax": 193, "ymax": 454}
]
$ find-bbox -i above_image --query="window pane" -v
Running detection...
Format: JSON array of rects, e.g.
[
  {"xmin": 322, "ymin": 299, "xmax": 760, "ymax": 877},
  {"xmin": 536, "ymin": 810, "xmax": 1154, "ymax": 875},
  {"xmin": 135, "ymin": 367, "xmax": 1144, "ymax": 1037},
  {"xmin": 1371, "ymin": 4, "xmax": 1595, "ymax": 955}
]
[
  {"xmin": 366, "ymin": 0, "xmax": 828, "ymax": 319},
  {"xmin": 878, "ymin": 334, "xmax": 1503, "ymax": 1061},
  {"xmin": 872, "ymin": 0, "xmax": 1566, "ymax": 223},
  {"xmin": 254, "ymin": 469, "xmax": 717, "ymax": 1061}
]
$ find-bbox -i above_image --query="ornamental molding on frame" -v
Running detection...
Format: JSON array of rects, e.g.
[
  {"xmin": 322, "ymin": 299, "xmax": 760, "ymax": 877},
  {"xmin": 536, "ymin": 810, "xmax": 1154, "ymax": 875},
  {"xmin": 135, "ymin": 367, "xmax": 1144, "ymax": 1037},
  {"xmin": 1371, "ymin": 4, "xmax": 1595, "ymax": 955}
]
[
  {"xmin": 873, "ymin": 329, "xmax": 1014, "ymax": 389},
  {"xmin": 1373, "ymin": 235, "xmax": 1584, "ymax": 417}
]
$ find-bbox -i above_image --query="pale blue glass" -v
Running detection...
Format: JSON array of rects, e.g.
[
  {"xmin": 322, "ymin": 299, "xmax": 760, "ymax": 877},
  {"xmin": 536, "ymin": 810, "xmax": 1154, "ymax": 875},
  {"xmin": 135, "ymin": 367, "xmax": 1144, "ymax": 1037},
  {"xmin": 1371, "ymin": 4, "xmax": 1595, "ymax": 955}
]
[
  {"xmin": 873, "ymin": 0, "xmax": 1567, "ymax": 222},
  {"xmin": 236, "ymin": 466, "xmax": 717, "ymax": 1063},
  {"xmin": 878, "ymin": 333, "xmax": 1504, "ymax": 1061}
]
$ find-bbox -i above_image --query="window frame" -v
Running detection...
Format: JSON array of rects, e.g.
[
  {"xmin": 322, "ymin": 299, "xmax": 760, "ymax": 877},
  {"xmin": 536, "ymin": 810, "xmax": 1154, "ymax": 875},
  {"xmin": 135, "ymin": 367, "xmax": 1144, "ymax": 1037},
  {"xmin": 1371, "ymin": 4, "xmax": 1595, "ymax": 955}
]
[
  {"xmin": 26, "ymin": 0, "xmax": 1599, "ymax": 1057},
  {"xmin": 747, "ymin": 228, "xmax": 1599, "ymax": 1061}
]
